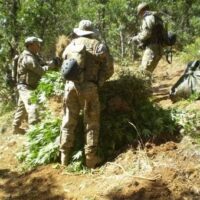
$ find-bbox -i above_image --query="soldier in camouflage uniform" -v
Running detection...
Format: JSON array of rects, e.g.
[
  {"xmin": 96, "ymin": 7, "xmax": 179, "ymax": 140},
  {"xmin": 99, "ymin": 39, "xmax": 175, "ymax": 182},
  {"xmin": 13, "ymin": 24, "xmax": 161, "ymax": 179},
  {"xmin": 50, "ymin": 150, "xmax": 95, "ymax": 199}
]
[
  {"xmin": 60, "ymin": 20, "xmax": 112, "ymax": 168},
  {"xmin": 130, "ymin": 3, "xmax": 164, "ymax": 73},
  {"xmin": 12, "ymin": 36, "xmax": 59, "ymax": 134}
]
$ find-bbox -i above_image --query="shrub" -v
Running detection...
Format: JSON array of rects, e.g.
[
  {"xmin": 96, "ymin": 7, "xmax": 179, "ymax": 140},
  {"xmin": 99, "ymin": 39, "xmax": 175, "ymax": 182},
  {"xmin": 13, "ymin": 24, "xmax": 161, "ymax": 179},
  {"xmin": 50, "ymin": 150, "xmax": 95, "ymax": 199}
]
[
  {"xmin": 171, "ymin": 100, "xmax": 200, "ymax": 138},
  {"xmin": 17, "ymin": 115, "xmax": 61, "ymax": 169},
  {"xmin": 99, "ymin": 69, "xmax": 177, "ymax": 158},
  {"xmin": 180, "ymin": 37, "xmax": 200, "ymax": 62}
]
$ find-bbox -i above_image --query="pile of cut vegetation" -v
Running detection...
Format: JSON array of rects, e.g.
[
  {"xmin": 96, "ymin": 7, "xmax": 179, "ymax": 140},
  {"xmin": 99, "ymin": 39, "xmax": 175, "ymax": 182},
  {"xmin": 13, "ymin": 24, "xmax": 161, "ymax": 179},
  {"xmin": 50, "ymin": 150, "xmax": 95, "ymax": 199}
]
[
  {"xmin": 99, "ymin": 68, "xmax": 177, "ymax": 159},
  {"xmin": 18, "ymin": 68, "xmax": 178, "ymax": 169}
]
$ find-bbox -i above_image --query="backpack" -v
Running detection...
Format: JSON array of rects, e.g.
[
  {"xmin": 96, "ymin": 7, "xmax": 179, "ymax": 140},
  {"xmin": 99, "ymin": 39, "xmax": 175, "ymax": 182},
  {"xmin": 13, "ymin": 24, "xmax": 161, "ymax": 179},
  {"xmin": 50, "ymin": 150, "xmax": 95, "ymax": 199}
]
[
  {"xmin": 148, "ymin": 13, "xmax": 176, "ymax": 47},
  {"xmin": 61, "ymin": 38, "xmax": 114, "ymax": 82},
  {"xmin": 153, "ymin": 14, "xmax": 177, "ymax": 64},
  {"xmin": 62, "ymin": 42, "xmax": 86, "ymax": 82},
  {"xmin": 5, "ymin": 54, "xmax": 19, "ymax": 87},
  {"xmin": 61, "ymin": 58, "xmax": 80, "ymax": 81},
  {"xmin": 170, "ymin": 60, "xmax": 200, "ymax": 102}
]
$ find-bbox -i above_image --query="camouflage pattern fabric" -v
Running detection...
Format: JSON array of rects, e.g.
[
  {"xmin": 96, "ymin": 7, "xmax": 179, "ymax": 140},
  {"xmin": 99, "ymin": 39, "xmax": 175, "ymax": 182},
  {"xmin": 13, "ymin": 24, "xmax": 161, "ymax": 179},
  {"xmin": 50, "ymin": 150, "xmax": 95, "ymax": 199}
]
[
  {"xmin": 13, "ymin": 49, "xmax": 55, "ymax": 131},
  {"xmin": 139, "ymin": 44, "xmax": 163, "ymax": 72},
  {"xmin": 60, "ymin": 81, "xmax": 100, "ymax": 165},
  {"xmin": 13, "ymin": 85, "xmax": 38, "ymax": 128},
  {"xmin": 135, "ymin": 11, "xmax": 164, "ymax": 72},
  {"xmin": 60, "ymin": 36, "xmax": 109, "ymax": 167},
  {"xmin": 17, "ymin": 50, "xmax": 56, "ymax": 89}
]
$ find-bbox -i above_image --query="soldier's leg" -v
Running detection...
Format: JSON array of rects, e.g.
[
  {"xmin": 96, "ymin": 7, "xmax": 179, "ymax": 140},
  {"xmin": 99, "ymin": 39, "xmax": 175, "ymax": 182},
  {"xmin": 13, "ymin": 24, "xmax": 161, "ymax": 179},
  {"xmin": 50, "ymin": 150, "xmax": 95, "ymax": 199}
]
[
  {"xmin": 139, "ymin": 45, "xmax": 162, "ymax": 73},
  {"xmin": 18, "ymin": 86, "xmax": 38, "ymax": 125},
  {"xmin": 60, "ymin": 83, "xmax": 80, "ymax": 165},
  {"xmin": 83, "ymin": 83, "xmax": 100, "ymax": 168},
  {"xmin": 12, "ymin": 95, "xmax": 26, "ymax": 134}
]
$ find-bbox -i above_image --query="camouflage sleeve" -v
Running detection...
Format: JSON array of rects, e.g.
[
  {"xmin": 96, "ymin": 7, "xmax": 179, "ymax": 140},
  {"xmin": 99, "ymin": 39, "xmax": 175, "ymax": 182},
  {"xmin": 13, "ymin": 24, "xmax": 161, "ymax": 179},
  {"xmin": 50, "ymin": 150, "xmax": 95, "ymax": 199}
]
[
  {"xmin": 95, "ymin": 43, "xmax": 114, "ymax": 86},
  {"xmin": 135, "ymin": 15, "xmax": 155, "ymax": 42},
  {"xmin": 62, "ymin": 40, "xmax": 75, "ymax": 60},
  {"xmin": 95, "ymin": 43, "xmax": 107, "ymax": 58},
  {"xmin": 23, "ymin": 55, "xmax": 45, "ymax": 76}
]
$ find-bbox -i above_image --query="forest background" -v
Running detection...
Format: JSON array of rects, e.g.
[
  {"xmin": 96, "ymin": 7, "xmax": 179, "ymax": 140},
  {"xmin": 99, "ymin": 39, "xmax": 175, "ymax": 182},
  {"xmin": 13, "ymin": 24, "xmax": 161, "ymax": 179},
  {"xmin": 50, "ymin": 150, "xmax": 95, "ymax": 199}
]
[{"xmin": 1, "ymin": 0, "xmax": 200, "ymax": 86}]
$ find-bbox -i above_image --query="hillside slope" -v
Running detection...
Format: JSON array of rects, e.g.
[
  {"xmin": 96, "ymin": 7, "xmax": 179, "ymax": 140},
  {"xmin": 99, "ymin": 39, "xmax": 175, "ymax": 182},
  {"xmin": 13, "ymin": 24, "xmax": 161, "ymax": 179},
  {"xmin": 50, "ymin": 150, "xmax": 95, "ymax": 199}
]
[{"xmin": 1, "ymin": 58, "xmax": 200, "ymax": 200}]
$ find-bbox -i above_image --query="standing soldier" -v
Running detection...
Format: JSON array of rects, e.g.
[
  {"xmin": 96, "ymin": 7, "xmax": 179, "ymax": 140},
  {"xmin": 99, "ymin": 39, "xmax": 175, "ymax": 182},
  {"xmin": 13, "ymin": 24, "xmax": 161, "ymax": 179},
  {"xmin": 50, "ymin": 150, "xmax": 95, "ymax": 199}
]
[
  {"xmin": 12, "ymin": 36, "xmax": 60, "ymax": 134},
  {"xmin": 129, "ymin": 2, "xmax": 165, "ymax": 73},
  {"xmin": 60, "ymin": 20, "xmax": 113, "ymax": 168}
]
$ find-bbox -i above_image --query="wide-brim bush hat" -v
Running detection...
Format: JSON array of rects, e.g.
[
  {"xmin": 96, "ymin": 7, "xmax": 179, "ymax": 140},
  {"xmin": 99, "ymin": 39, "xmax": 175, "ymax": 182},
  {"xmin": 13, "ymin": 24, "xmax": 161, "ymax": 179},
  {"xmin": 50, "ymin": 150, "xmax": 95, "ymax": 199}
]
[{"xmin": 73, "ymin": 20, "xmax": 99, "ymax": 36}]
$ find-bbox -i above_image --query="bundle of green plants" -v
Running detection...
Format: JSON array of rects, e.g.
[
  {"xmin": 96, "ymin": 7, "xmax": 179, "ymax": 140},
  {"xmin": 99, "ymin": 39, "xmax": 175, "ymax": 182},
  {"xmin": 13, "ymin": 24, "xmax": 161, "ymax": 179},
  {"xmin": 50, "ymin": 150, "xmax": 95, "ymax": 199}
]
[
  {"xmin": 31, "ymin": 71, "xmax": 64, "ymax": 104},
  {"xmin": 98, "ymin": 69, "xmax": 177, "ymax": 158},
  {"xmin": 17, "ymin": 71, "xmax": 64, "ymax": 169},
  {"xmin": 17, "ymin": 114, "xmax": 61, "ymax": 169}
]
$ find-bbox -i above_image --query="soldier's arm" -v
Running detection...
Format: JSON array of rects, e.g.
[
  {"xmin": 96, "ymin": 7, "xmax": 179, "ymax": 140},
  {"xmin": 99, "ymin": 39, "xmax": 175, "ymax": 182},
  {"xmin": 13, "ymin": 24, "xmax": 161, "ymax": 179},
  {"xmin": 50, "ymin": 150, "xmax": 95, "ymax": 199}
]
[
  {"xmin": 135, "ymin": 15, "xmax": 154, "ymax": 42},
  {"xmin": 24, "ymin": 55, "xmax": 45, "ymax": 76},
  {"xmin": 25, "ymin": 55, "xmax": 60, "ymax": 75},
  {"xmin": 96, "ymin": 43, "xmax": 111, "ymax": 87},
  {"xmin": 38, "ymin": 54, "xmax": 61, "ymax": 70},
  {"xmin": 45, "ymin": 58, "xmax": 61, "ymax": 70}
]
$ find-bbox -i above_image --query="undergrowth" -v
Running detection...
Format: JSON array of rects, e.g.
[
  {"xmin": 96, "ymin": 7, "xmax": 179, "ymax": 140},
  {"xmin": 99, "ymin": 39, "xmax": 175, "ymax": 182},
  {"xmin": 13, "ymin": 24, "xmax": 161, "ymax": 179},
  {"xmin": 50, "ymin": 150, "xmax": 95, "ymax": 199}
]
[
  {"xmin": 18, "ymin": 67, "xmax": 200, "ymax": 171},
  {"xmin": 0, "ymin": 101, "xmax": 15, "ymax": 117},
  {"xmin": 171, "ymin": 98, "xmax": 200, "ymax": 138},
  {"xmin": 180, "ymin": 37, "xmax": 200, "ymax": 62},
  {"xmin": 17, "ymin": 71, "xmax": 64, "ymax": 169},
  {"xmin": 99, "ymin": 69, "xmax": 177, "ymax": 158},
  {"xmin": 17, "ymin": 114, "xmax": 61, "ymax": 169}
]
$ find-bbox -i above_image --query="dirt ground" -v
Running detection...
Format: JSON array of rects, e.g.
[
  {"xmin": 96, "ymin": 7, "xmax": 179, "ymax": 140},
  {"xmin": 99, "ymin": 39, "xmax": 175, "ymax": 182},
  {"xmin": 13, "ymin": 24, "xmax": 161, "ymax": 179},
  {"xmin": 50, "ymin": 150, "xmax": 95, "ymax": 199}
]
[{"xmin": 1, "ymin": 58, "xmax": 200, "ymax": 200}]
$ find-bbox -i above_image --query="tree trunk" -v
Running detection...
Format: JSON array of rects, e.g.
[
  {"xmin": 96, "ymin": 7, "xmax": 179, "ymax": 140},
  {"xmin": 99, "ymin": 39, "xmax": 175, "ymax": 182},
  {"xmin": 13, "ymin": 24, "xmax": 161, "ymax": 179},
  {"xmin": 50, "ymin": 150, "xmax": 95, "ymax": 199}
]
[
  {"xmin": 9, "ymin": 0, "xmax": 20, "ymax": 58},
  {"xmin": 119, "ymin": 29, "xmax": 125, "ymax": 58}
]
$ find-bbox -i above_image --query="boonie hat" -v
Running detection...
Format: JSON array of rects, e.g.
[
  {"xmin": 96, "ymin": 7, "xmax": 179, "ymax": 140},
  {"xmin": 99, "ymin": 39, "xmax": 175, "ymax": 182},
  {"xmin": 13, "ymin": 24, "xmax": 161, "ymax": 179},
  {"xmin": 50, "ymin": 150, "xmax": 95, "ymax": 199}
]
[
  {"xmin": 25, "ymin": 36, "xmax": 43, "ymax": 45},
  {"xmin": 73, "ymin": 20, "xmax": 99, "ymax": 36}
]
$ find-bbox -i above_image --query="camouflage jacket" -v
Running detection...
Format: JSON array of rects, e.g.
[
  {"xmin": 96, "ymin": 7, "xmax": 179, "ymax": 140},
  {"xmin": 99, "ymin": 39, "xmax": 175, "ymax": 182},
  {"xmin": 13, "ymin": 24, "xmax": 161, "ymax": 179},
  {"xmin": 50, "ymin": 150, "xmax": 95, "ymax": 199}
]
[
  {"xmin": 17, "ymin": 50, "xmax": 55, "ymax": 89},
  {"xmin": 63, "ymin": 36, "xmax": 113, "ymax": 86},
  {"xmin": 135, "ymin": 11, "xmax": 164, "ymax": 46}
]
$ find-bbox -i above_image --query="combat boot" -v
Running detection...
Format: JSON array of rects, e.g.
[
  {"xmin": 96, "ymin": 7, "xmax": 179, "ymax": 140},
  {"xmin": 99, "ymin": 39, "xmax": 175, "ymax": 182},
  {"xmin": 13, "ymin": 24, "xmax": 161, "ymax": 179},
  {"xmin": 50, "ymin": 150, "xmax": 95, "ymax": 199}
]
[{"xmin": 12, "ymin": 127, "xmax": 26, "ymax": 135}]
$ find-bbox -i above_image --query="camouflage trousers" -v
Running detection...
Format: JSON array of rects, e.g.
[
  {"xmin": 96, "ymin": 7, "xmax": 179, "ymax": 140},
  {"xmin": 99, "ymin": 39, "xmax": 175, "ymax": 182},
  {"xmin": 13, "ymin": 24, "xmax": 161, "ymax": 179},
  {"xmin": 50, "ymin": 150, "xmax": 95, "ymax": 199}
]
[
  {"xmin": 139, "ymin": 44, "xmax": 163, "ymax": 73},
  {"xmin": 12, "ymin": 84, "xmax": 38, "ymax": 128},
  {"xmin": 60, "ymin": 81, "xmax": 100, "ymax": 161}
]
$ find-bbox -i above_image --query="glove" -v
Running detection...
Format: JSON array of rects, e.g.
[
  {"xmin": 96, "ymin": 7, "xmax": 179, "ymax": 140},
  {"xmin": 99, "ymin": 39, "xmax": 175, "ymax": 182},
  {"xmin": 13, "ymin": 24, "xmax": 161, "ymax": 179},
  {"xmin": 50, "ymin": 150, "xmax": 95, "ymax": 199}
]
[{"xmin": 128, "ymin": 36, "xmax": 138, "ymax": 44}]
